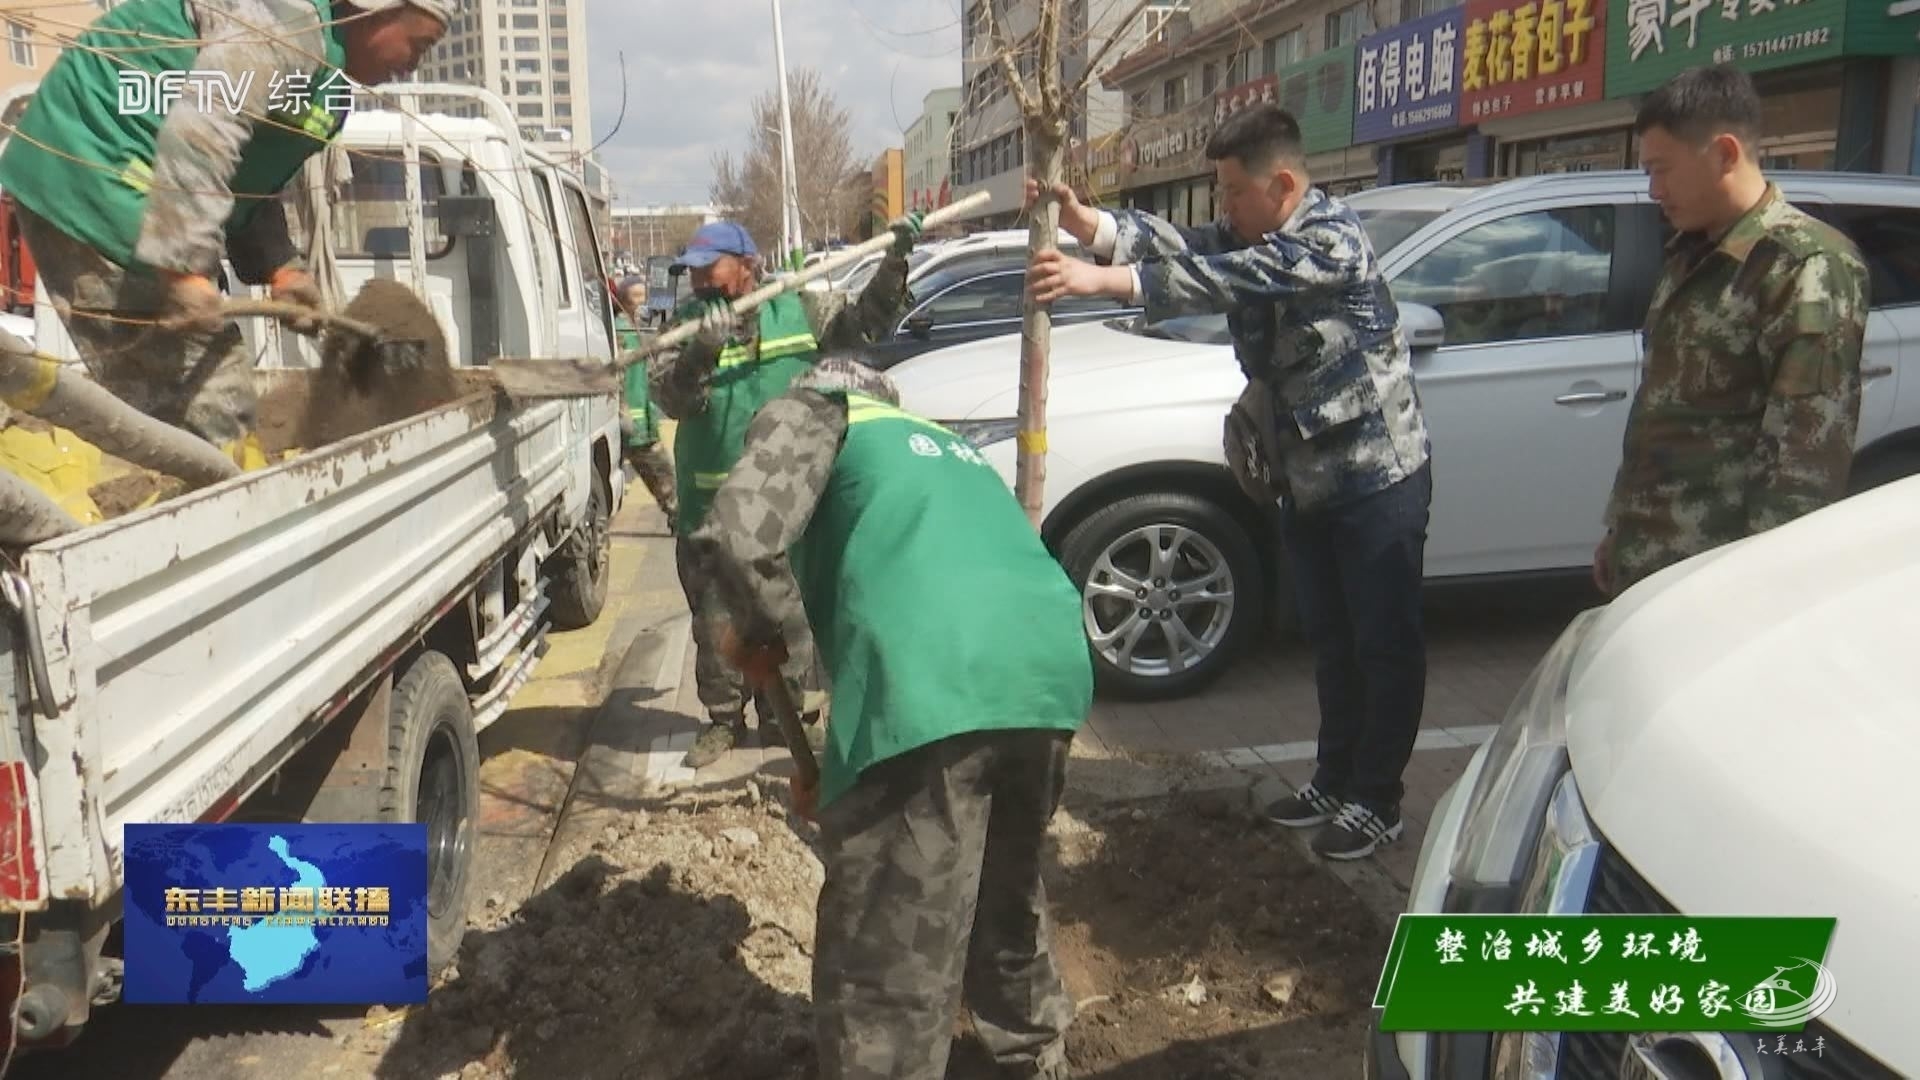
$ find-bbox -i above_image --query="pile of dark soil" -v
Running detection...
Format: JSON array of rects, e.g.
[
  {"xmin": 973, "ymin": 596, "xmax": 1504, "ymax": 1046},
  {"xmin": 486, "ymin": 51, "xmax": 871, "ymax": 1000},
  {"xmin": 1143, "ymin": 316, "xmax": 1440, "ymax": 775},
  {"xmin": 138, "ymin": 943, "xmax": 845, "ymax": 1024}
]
[{"xmin": 302, "ymin": 280, "xmax": 461, "ymax": 447}]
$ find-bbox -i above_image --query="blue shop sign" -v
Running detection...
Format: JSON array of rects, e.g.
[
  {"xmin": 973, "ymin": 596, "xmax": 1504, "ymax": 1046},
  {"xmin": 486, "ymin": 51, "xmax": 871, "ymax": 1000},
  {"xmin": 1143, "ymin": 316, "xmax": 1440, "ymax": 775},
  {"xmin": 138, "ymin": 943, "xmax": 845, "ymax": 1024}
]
[{"xmin": 1353, "ymin": 8, "xmax": 1468, "ymax": 145}]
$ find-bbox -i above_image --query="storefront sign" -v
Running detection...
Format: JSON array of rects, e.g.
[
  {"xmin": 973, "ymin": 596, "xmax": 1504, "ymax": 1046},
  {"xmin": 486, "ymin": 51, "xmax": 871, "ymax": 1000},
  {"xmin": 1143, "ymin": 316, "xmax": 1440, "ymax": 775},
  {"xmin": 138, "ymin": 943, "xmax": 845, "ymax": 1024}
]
[
  {"xmin": 1462, "ymin": 0, "xmax": 1606, "ymax": 121},
  {"xmin": 1604, "ymin": 0, "xmax": 1920, "ymax": 97},
  {"xmin": 1216, "ymin": 74, "xmax": 1280, "ymax": 126},
  {"xmin": 1122, "ymin": 100, "xmax": 1214, "ymax": 185},
  {"xmin": 1277, "ymin": 42, "xmax": 1358, "ymax": 154},
  {"xmin": 1354, "ymin": 10, "xmax": 1467, "ymax": 145}
]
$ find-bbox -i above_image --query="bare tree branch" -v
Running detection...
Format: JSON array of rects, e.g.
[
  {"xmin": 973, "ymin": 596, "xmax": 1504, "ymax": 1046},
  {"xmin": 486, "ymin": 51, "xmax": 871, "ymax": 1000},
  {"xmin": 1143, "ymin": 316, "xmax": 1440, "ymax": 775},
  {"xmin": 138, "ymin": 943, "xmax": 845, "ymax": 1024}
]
[
  {"xmin": 983, "ymin": 0, "xmax": 1041, "ymax": 122},
  {"xmin": 708, "ymin": 68, "xmax": 860, "ymax": 252},
  {"xmin": 1038, "ymin": 0, "xmax": 1063, "ymax": 117},
  {"xmin": 1068, "ymin": 0, "xmax": 1157, "ymax": 100}
]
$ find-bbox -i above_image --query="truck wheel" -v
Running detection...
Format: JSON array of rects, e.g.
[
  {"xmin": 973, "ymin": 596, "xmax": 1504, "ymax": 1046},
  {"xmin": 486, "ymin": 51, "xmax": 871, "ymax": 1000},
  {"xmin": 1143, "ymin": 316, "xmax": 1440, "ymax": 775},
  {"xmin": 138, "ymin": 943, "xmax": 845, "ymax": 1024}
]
[
  {"xmin": 549, "ymin": 466, "xmax": 612, "ymax": 629},
  {"xmin": 1060, "ymin": 491, "xmax": 1265, "ymax": 701},
  {"xmin": 380, "ymin": 651, "xmax": 479, "ymax": 976}
]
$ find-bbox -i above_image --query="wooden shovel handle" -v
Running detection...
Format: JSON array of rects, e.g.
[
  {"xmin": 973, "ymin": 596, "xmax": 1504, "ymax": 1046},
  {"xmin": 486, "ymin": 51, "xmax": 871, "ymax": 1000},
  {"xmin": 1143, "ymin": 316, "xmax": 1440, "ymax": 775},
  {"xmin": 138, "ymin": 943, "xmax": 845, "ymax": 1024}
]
[{"xmin": 218, "ymin": 298, "xmax": 386, "ymax": 339}]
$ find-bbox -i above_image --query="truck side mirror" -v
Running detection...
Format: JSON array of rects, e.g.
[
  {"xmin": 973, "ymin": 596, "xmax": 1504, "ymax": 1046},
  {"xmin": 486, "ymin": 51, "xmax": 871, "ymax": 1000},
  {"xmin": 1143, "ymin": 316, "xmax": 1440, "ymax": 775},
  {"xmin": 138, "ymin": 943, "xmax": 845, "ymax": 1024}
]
[{"xmin": 1400, "ymin": 301, "xmax": 1446, "ymax": 352}]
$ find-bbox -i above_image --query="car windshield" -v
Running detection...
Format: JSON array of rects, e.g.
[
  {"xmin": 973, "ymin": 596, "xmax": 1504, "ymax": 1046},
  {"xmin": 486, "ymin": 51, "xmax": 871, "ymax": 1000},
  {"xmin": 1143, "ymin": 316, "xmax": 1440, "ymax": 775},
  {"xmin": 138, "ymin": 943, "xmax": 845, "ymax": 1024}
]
[
  {"xmin": 1123, "ymin": 313, "xmax": 1232, "ymax": 345},
  {"xmin": 1355, "ymin": 209, "xmax": 1441, "ymax": 256}
]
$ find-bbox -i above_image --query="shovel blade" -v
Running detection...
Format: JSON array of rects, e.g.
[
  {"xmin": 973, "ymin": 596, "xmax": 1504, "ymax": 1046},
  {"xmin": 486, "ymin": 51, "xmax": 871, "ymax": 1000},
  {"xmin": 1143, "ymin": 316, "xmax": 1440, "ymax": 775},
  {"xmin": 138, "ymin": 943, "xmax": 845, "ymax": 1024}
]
[{"xmin": 486, "ymin": 356, "xmax": 623, "ymax": 400}]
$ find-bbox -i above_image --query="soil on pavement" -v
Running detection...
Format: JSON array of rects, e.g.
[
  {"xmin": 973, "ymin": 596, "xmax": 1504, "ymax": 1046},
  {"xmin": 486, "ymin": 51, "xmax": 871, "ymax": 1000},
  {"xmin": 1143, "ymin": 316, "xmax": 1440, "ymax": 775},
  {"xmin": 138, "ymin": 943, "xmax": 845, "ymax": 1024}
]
[{"xmin": 365, "ymin": 770, "xmax": 1387, "ymax": 1080}]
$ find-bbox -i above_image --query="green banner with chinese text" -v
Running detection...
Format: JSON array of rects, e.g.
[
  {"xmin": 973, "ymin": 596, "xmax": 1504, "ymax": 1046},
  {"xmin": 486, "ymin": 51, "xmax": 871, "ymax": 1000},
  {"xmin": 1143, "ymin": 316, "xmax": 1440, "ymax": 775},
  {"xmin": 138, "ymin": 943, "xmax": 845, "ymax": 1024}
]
[
  {"xmin": 1275, "ymin": 43, "xmax": 1359, "ymax": 155},
  {"xmin": 1376, "ymin": 915, "xmax": 1837, "ymax": 1032},
  {"xmin": 1605, "ymin": 0, "xmax": 1920, "ymax": 98}
]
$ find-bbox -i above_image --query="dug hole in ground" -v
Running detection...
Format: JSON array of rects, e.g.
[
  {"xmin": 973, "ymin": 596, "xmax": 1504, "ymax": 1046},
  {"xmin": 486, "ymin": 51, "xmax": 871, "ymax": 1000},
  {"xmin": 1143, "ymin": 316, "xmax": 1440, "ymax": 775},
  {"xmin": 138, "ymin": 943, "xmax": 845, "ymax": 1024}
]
[{"xmin": 359, "ymin": 739, "xmax": 1388, "ymax": 1080}]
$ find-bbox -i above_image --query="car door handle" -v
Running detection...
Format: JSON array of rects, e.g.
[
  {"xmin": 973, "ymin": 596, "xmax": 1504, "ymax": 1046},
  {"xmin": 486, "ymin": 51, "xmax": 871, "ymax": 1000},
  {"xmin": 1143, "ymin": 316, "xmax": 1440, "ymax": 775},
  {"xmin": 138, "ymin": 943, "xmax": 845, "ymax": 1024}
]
[
  {"xmin": 1863, "ymin": 365, "xmax": 1893, "ymax": 381},
  {"xmin": 1555, "ymin": 390, "xmax": 1628, "ymax": 406}
]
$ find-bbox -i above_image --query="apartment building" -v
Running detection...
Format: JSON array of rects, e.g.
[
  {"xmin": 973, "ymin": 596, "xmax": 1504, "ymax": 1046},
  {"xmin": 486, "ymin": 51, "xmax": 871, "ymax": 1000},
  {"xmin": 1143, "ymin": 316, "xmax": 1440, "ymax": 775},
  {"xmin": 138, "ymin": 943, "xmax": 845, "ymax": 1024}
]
[
  {"xmin": 904, "ymin": 86, "xmax": 962, "ymax": 211},
  {"xmin": 416, "ymin": 0, "xmax": 590, "ymax": 150}
]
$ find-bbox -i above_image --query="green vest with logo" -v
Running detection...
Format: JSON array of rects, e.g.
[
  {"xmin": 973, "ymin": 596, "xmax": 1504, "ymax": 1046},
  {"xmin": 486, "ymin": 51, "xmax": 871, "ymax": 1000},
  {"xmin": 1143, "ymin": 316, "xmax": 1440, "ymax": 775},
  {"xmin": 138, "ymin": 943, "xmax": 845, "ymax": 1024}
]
[
  {"xmin": 791, "ymin": 392, "xmax": 1092, "ymax": 808},
  {"xmin": 0, "ymin": 0, "xmax": 349, "ymax": 271},
  {"xmin": 672, "ymin": 292, "xmax": 818, "ymax": 533}
]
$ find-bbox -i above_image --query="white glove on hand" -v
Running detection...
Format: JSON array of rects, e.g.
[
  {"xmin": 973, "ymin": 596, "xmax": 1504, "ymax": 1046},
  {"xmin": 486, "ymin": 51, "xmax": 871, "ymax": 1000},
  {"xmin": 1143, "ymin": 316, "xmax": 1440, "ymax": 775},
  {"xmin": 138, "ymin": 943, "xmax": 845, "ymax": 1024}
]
[{"xmin": 692, "ymin": 298, "xmax": 738, "ymax": 349}]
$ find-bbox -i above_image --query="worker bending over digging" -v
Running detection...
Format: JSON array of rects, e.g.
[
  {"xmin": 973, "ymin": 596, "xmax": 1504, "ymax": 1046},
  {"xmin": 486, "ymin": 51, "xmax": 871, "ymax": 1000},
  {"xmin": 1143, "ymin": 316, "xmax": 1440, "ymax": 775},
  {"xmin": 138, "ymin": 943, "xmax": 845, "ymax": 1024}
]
[
  {"xmin": 647, "ymin": 214, "xmax": 921, "ymax": 768},
  {"xmin": 0, "ymin": 0, "xmax": 448, "ymax": 465},
  {"xmin": 691, "ymin": 355, "xmax": 1092, "ymax": 1080}
]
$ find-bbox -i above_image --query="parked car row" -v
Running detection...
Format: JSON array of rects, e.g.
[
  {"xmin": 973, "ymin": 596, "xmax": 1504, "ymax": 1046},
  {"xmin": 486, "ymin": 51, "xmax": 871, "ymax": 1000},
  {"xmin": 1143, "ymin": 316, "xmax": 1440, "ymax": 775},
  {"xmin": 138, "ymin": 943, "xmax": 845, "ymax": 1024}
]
[{"xmin": 892, "ymin": 170, "xmax": 1920, "ymax": 700}]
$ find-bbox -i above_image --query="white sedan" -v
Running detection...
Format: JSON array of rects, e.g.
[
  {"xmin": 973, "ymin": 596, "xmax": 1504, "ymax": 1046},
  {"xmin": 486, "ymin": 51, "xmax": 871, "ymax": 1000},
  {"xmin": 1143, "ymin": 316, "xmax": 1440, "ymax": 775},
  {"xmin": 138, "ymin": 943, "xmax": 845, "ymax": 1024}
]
[{"xmin": 889, "ymin": 171, "xmax": 1920, "ymax": 700}]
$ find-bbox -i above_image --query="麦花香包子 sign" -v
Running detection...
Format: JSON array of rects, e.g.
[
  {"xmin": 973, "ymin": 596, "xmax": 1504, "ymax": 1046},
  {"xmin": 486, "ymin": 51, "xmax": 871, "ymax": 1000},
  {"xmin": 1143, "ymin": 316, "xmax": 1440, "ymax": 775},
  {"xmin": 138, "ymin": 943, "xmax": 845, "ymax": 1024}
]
[
  {"xmin": 1605, "ymin": 0, "xmax": 1920, "ymax": 98},
  {"xmin": 1353, "ymin": 9, "xmax": 1467, "ymax": 145},
  {"xmin": 1463, "ymin": 0, "xmax": 1606, "ymax": 122}
]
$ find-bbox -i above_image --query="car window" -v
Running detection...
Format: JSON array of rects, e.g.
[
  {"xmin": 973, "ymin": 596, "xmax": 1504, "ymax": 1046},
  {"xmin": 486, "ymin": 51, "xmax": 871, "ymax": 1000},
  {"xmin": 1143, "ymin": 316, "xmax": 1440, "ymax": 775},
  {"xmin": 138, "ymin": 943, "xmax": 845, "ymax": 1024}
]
[
  {"xmin": 1392, "ymin": 206, "xmax": 1619, "ymax": 346},
  {"xmin": 1132, "ymin": 313, "xmax": 1232, "ymax": 344},
  {"xmin": 918, "ymin": 271, "xmax": 1026, "ymax": 324},
  {"xmin": 1800, "ymin": 205, "xmax": 1920, "ymax": 309},
  {"xmin": 1355, "ymin": 209, "xmax": 1440, "ymax": 257}
]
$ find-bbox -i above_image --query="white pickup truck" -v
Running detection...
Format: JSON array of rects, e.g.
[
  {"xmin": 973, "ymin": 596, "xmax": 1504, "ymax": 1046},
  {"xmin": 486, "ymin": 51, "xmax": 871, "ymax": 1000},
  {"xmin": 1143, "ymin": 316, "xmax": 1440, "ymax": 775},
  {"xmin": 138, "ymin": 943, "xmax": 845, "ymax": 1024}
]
[{"xmin": 0, "ymin": 85, "xmax": 624, "ymax": 1048}]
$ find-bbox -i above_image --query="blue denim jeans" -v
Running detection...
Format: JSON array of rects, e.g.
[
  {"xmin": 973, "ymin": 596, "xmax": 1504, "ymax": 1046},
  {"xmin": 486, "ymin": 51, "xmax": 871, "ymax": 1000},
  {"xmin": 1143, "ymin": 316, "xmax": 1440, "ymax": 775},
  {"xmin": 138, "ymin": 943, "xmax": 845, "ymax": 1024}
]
[{"xmin": 1279, "ymin": 464, "xmax": 1432, "ymax": 810}]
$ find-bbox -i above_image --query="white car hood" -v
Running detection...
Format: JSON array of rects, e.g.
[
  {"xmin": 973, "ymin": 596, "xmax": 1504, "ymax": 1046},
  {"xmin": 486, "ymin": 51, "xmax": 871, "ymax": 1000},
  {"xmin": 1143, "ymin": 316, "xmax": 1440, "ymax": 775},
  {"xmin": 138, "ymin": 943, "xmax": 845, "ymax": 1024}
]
[
  {"xmin": 890, "ymin": 318, "xmax": 1241, "ymax": 422},
  {"xmin": 1566, "ymin": 477, "xmax": 1920, "ymax": 1069}
]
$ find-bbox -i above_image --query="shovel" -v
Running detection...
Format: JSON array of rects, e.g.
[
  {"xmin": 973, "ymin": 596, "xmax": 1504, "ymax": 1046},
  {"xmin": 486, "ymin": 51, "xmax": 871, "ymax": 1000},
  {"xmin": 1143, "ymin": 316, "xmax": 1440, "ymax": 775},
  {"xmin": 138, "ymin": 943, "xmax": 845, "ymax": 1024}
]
[
  {"xmin": 486, "ymin": 191, "xmax": 994, "ymax": 402},
  {"xmin": 216, "ymin": 298, "xmax": 432, "ymax": 385}
]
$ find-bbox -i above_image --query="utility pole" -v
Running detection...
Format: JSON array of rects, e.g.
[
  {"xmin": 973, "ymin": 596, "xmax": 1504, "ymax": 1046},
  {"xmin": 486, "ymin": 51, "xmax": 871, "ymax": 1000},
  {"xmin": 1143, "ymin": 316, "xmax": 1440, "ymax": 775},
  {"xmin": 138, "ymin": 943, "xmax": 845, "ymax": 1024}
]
[{"xmin": 772, "ymin": 0, "xmax": 803, "ymax": 268}]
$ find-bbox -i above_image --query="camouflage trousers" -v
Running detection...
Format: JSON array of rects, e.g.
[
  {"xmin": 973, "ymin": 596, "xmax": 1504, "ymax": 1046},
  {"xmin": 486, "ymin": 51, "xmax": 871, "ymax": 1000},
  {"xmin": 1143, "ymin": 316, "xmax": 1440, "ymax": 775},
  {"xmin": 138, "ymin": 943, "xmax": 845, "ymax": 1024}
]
[
  {"xmin": 671, "ymin": 533, "xmax": 819, "ymax": 727},
  {"xmin": 15, "ymin": 205, "xmax": 256, "ymax": 446},
  {"xmin": 623, "ymin": 441, "xmax": 678, "ymax": 527},
  {"xmin": 814, "ymin": 730, "xmax": 1075, "ymax": 1080}
]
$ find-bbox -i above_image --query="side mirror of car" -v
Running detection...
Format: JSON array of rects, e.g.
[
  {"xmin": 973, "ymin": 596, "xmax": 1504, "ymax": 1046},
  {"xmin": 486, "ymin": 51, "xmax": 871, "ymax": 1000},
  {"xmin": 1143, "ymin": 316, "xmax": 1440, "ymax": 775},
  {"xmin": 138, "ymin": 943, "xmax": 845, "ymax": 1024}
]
[
  {"xmin": 1400, "ymin": 301, "xmax": 1446, "ymax": 352},
  {"xmin": 904, "ymin": 314, "xmax": 934, "ymax": 340}
]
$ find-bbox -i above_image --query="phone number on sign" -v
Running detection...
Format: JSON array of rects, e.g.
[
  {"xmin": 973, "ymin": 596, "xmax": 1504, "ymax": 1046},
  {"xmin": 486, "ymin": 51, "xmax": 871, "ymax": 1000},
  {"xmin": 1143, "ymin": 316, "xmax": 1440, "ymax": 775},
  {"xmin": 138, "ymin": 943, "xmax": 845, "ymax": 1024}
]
[{"xmin": 1735, "ymin": 27, "xmax": 1831, "ymax": 61}]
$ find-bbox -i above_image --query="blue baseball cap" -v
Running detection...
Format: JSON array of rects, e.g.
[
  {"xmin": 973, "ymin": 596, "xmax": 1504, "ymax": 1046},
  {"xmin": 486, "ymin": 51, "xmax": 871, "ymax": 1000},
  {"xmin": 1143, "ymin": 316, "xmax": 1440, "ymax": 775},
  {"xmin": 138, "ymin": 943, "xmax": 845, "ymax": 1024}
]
[{"xmin": 672, "ymin": 221, "xmax": 758, "ymax": 271}]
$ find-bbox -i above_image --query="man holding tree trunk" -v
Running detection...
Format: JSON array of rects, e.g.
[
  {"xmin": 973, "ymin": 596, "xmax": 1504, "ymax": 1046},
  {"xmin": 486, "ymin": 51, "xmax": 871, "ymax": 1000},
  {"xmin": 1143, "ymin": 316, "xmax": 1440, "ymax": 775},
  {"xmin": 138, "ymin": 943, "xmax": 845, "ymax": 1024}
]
[{"xmin": 1025, "ymin": 104, "xmax": 1433, "ymax": 862}]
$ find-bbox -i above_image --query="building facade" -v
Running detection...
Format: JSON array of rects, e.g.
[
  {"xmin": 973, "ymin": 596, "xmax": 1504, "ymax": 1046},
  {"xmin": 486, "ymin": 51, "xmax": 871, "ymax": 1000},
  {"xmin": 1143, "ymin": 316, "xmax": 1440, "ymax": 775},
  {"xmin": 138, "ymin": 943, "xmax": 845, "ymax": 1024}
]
[
  {"xmin": 905, "ymin": 86, "xmax": 963, "ymax": 211},
  {"xmin": 1100, "ymin": 0, "xmax": 1920, "ymax": 220},
  {"xmin": 417, "ymin": 0, "xmax": 591, "ymax": 151},
  {"xmin": 872, "ymin": 147, "xmax": 905, "ymax": 232}
]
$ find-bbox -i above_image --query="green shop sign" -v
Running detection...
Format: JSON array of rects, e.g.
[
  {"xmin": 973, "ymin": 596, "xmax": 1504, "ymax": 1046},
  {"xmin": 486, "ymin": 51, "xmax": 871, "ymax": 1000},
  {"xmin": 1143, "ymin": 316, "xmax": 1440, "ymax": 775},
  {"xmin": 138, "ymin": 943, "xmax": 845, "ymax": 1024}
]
[
  {"xmin": 1275, "ymin": 43, "xmax": 1359, "ymax": 154},
  {"xmin": 1606, "ymin": 0, "xmax": 1920, "ymax": 96}
]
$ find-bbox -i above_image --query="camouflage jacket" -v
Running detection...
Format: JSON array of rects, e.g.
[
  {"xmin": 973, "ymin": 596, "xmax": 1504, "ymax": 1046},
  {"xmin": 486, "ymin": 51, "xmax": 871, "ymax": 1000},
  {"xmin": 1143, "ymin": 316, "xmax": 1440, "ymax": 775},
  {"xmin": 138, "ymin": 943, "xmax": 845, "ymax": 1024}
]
[
  {"xmin": 646, "ymin": 253, "xmax": 913, "ymax": 420},
  {"xmin": 1095, "ymin": 188, "xmax": 1431, "ymax": 510},
  {"xmin": 1604, "ymin": 184, "xmax": 1868, "ymax": 593},
  {"xmin": 686, "ymin": 361, "xmax": 903, "ymax": 681},
  {"xmin": 137, "ymin": 0, "xmax": 336, "ymax": 282}
]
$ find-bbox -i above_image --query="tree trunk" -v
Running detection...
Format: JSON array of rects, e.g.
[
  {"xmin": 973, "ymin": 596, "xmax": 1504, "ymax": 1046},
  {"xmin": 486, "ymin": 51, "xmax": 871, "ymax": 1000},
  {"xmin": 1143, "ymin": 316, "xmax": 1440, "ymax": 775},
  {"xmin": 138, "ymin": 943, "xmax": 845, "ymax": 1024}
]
[{"xmin": 1016, "ymin": 124, "xmax": 1066, "ymax": 529}]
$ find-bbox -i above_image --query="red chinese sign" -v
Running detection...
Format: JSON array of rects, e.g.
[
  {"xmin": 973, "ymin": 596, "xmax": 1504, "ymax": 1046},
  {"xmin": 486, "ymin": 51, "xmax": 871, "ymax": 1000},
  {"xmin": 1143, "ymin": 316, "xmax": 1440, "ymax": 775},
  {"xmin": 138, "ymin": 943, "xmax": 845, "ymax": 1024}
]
[
  {"xmin": 1215, "ymin": 74, "xmax": 1279, "ymax": 126},
  {"xmin": 1460, "ymin": 0, "xmax": 1606, "ymax": 123}
]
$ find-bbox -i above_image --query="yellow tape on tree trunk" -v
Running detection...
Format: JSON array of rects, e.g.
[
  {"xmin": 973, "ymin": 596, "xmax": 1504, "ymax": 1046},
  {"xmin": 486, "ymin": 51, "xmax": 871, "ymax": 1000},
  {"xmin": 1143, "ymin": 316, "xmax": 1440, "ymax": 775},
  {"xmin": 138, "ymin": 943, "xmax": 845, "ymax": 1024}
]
[
  {"xmin": 1017, "ymin": 429, "xmax": 1047, "ymax": 454},
  {"xmin": 3, "ymin": 357, "xmax": 62, "ymax": 414}
]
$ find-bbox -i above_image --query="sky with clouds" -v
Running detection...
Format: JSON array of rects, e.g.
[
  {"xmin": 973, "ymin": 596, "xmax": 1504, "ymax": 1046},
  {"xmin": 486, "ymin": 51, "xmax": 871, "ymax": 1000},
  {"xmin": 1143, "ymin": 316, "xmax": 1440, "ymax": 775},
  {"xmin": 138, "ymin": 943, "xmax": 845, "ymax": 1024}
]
[{"xmin": 582, "ymin": 0, "xmax": 966, "ymax": 208}]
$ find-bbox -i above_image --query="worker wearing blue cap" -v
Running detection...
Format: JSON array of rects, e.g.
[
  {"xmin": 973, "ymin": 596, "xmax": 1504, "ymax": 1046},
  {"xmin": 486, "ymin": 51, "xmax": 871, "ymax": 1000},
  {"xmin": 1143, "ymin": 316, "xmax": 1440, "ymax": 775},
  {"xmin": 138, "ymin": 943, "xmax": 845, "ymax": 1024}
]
[{"xmin": 651, "ymin": 212, "xmax": 924, "ymax": 768}]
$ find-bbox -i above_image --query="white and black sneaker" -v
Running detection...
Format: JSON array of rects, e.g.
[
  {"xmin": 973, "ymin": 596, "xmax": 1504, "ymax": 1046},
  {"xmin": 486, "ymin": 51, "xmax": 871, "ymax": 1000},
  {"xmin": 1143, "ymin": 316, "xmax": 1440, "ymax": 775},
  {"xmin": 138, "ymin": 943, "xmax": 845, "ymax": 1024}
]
[
  {"xmin": 1265, "ymin": 782, "xmax": 1346, "ymax": 828},
  {"xmin": 1313, "ymin": 802, "xmax": 1404, "ymax": 861}
]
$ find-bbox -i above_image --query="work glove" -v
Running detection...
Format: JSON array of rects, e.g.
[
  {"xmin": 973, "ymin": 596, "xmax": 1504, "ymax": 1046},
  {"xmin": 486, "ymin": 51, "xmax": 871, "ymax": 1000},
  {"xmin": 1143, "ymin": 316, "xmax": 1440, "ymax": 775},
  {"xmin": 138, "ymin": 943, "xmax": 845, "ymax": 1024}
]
[
  {"xmin": 691, "ymin": 297, "xmax": 738, "ymax": 350},
  {"xmin": 268, "ymin": 266, "xmax": 325, "ymax": 336},
  {"xmin": 889, "ymin": 210, "xmax": 926, "ymax": 257},
  {"xmin": 161, "ymin": 272, "xmax": 227, "ymax": 334}
]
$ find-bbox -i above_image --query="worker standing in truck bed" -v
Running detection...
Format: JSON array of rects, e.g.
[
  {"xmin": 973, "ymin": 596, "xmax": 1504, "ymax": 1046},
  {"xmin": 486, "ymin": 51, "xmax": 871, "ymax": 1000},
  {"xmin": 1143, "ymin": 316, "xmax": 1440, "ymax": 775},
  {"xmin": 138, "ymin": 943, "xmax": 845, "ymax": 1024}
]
[{"xmin": 0, "ymin": 0, "xmax": 448, "ymax": 466}]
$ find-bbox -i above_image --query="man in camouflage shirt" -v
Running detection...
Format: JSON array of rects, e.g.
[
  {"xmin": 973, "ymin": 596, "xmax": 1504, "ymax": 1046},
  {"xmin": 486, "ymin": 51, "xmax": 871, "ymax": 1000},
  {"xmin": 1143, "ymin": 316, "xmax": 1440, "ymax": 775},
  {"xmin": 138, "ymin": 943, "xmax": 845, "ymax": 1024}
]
[
  {"xmin": 1028, "ymin": 104, "xmax": 1431, "ymax": 861},
  {"xmin": 690, "ymin": 355, "xmax": 1089, "ymax": 1080},
  {"xmin": 648, "ymin": 217, "xmax": 921, "ymax": 768},
  {"xmin": 1596, "ymin": 65, "xmax": 1867, "ymax": 597},
  {"xmin": 0, "ymin": 0, "xmax": 448, "ymax": 464}
]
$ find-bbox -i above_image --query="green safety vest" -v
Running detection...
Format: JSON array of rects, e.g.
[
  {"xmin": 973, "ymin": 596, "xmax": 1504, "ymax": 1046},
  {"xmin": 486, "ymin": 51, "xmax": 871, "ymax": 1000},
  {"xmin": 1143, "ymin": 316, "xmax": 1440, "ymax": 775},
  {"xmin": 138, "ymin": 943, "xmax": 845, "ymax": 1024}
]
[
  {"xmin": 791, "ymin": 392, "xmax": 1092, "ymax": 807},
  {"xmin": 0, "ymin": 0, "xmax": 349, "ymax": 271},
  {"xmin": 622, "ymin": 356, "xmax": 658, "ymax": 448},
  {"xmin": 672, "ymin": 292, "xmax": 818, "ymax": 533}
]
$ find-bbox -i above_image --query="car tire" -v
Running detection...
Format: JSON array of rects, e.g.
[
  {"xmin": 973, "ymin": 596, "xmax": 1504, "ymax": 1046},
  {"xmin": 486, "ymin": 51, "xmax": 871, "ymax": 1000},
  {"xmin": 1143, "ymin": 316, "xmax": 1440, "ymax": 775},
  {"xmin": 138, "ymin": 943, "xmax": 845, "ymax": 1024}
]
[
  {"xmin": 549, "ymin": 465, "xmax": 612, "ymax": 630},
  {"xmin": 1059, "ymin": 491, "xmax": 1265, "ymax": 700},
  {"xmin": 380, "ymin": 651, "xmax": 479, "ymax": 976}
]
